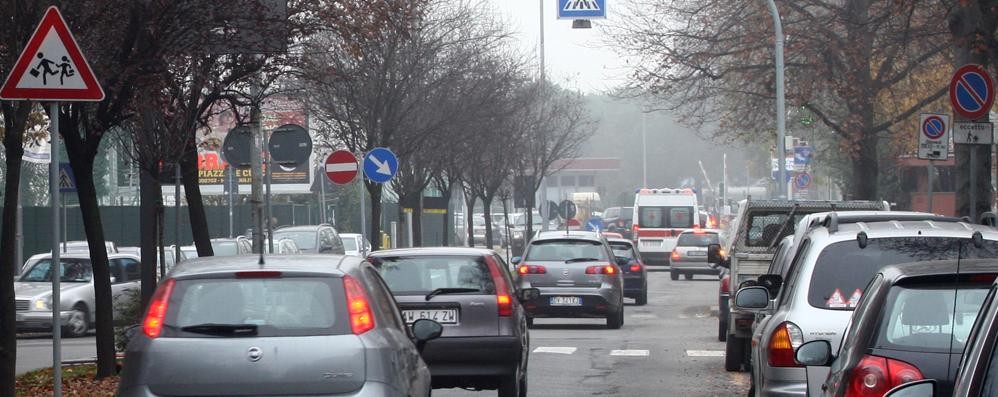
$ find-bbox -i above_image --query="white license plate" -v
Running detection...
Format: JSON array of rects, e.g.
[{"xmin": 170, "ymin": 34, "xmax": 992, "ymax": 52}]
[
  {"xmin": 641, "ymin": 240, "xmax": 661, "ymax": 247},
  {"xmin": 550, "ymin": 296, "xmax": 582, "ymax": 306},
  {"xmin": 403, "ymin": 309, "xmax": 458, "ymax": 324},
  {"xmin": 688, "ymin": 251, "xmax": 707, "ymax": 256}
]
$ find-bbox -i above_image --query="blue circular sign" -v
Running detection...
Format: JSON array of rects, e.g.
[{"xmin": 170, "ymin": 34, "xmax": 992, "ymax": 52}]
[
  {"xmin": 795, "ymin": 173, "xmax": 812, "ymax": 189},
  {"xmin": 922, "ymin": 116, "xmax": 945, "ymax": 140},
  {"xmin": 362, "ymin": 147, "xmax": 398, "ymax": 183},
  {"xmin": 950, "ymin": 64, "xmax": 995, "ymax": 120}
]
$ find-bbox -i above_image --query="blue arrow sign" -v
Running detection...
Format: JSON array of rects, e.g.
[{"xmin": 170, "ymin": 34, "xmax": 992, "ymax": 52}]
[
  {"xmin": 363, "ymin": 147, "xmax": 398, "ymax": 184},
  {"xmin": 558, "ymin": 0, "xmax": 606, "ymax": 19},
  {"xmin": 58, "ymin": 162, "xmax": 76, "ymax": 193}
]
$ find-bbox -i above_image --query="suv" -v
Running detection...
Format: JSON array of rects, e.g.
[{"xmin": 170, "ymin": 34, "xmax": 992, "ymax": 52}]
[
  {"xmin": 602, "ymin": 206, "xmax": 633, "ymax": 239},
  {"xmin": 731, "ymin": 212, "xmax": 998, "ymax": 396},
  {"xmin": 718, "ymin": 199, "xmax": 890, "ymax": 372},
  {"xmin": 272, "ymin": 224, "xmax": 345, "ymax": 254},
  {"xmin": 209, "ymin": 236, "xmax": 253, "ymax": 256},
  {"xmin": 512, "ymin": 231, "xmax": 625, "ymax": 329},
  {"xmin": 368, "ymin": 248, "xmax": 537, "ymax": 397}
]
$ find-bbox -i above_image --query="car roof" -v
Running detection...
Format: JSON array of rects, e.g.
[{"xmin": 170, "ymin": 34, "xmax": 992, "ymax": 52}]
[
  {"xmin": 370, "ymin": 247, "xmax": 495, "ymax": 257},
  {"xmin": 168, "ymin": 254, "xmax": 362, "ymax": 278},
  {"xmin": 534, "ymin": 230, "xmax": 602, "ymax": 241},
  {"xmin": 605, "ymin": 238, "xmax": 634, "ymax": 245},
  {"xmin": 275, "ymin": 225, "xmax": 328, "ymax": 232},
  {"xmin": 339, "ymin": 233, "xmax": 362, "ymax": 238},
  {"xmin": 879, "ymin": 259, "xmax": 998, "ymax": 284},
  {"xmin": 31, "ymin": 252, "xmax": 139, "ymax": 260},
  {"xmin": 678, "ymin": 229, "xmax": 720, "ymax": 235}
]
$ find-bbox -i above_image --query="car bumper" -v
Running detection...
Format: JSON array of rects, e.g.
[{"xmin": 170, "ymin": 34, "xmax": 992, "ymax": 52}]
[
  {"xmin": 118, "ymin": 380, "xmax": 411, "ymax": 397},
  {"xmin": 15, "ymin": 310, "xmax": 73, "ymax": 332},
  {"xmin": 641, "ymin": 251, "xmax": 670, "ymax": 266},
  {"xmin": 421, "ymin": 336, "xmax": 522, "ymax": 380},
  {"xmin": 759, "ymin": 377, "xmax": 807, "ymax": 397},
  {"xmin": 623, "ymin": 274, "xmax": 645, "ymax": 296},
  {"xmin": 670, "ymin": 262, "xmax": 720, "ymax": 275},
  {"xmin": 525, "ymin": 288, "xmax": 621, "ymax": 318}
]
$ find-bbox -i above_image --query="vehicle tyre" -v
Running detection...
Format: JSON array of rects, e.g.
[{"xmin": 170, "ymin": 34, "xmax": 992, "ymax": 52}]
[
  {"xmin": 684, "ymin": 273, "xmax": 693, "ymax": 280},
  {"xmin": 526, "ymin": 317, "xmax": 534, "ymax": 328},
  {"xmin": 498, "ymin": 366, "xmax": 523, "ymax": 397},
  {"xmin": 64, "ymin": 304, "xmax": 89, "ymax": 338},
  {"xmin": 670, "ymin": 271, "xmax": 679, "ymax": 281},
  {"xmin": 607, "ymin": 309, "xmax": 623, "ymax": 329},
  {"xmin": 636, "ymin": 289, "xmax": 648, "ymax": 306},
  {"xmin": 518, "ymin": 368, "xmax": 528, "ymax": 397},
  {"xmin": 725, "ymin": 335, "xmax": 746, "ymax": 372},
  {"xmin": 718, "ymin": 320, "xmax": 727, "ymax": 341}
]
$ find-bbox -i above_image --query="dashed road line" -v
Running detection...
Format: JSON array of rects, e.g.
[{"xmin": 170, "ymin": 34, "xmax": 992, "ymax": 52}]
[
  {"xmin": 686, "ymin": 350, "xmax": 725, "ymax": 357},
  {"xmin": 610, "ymin": 349, "xmax": 650, "ymax": 357},
  {"xmin": 533, "ymin": 346, "xmax": 577, "ymax": 354}
]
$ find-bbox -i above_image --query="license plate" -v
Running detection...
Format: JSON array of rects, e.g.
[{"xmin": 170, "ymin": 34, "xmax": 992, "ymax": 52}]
[
  {"xmin": 688, "ymin": 251, "xmax": 707, "ymax": 256},
  {"xmin": 550, "ymin": 296, "xmax": 581, "ymax": 306},
  {"xmin": 641, "ymin": 240, "xmax": 661, "ymax": 247},
  {"xmin": 403, "ymin": 309, "xmax": 458, "ymax": 324}
]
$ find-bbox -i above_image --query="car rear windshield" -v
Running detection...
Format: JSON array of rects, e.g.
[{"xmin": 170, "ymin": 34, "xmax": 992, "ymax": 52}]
[
  {"xmin": 19, "ymin": 259, "xmax": 92, "ymax": 283},
  {"xmin": 677, "ymin": 232, "xmax": 719, "ymax": 247},
  {"xmin": 211, "ymin": 241, "xmax": 240, "ymax": 256},
  {"xmin": 638, "ymin": 206, "xmax": 693, "ymax": 228},
  {"xmin": 371, "ymin": 255, "xmax": 495, "ymax": 295},
  {"xmin": 273, "ymin": 231, "xmax": 317, "ymax": 250},
  {"xmin": 164, "ymin": 277, "xmax": 348, "ymax": 337},
  {"xmin": 808, "ymin": 238, "xmax": 998, "ymax": 310},
  {"xmin": 525, "ymin": 239, "xmax": 609, "ymax": 262},
  {"xmin": 875, "ymin": 281, "xmax": 991, "ymax": 353},
  {"xmin": 608, "ymin": 242, "xmax": 636, "ymax": 259}
]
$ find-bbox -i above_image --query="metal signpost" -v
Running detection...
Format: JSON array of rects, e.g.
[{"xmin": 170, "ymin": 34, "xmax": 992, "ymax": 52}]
[
  {"xmin": 950, "ymin": 64, "xmax": 995, "ymax": 221},
  {"xmin": 917, "ymin": 114, "xmax": 951, "ymax": 213},
  {"xmin": 0, "ymin": 6, "xmax": 105, "ymax": 395},
  {"xmin": 363, "ymin": 148, "xmax": 398, "ymax": 243}
]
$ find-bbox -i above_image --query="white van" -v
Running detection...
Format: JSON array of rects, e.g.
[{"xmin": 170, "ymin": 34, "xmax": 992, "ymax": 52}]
[{"xmin": 631, "ymin": 188, "xmax": 700, "ymax": 265}]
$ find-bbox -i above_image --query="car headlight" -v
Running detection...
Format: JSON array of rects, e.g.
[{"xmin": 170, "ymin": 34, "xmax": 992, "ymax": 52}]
[{"xmin": 35, "ymin": 297, "xmax": 51, "ymax": 310}]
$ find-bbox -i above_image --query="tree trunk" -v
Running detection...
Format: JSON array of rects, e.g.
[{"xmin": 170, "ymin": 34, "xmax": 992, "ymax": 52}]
[
  {"xmin": 412, "ymin": 198, "xmax": 423, "ymax": 247},
  {"xmin": 483, "ymin": 195, "xmax": 494, "ymax": 250},
  {"xmin": 464, "ymin": 192, "xmax": 476, "ymax": 247},
  {"xmin": 0, "ymin": 117, "xmax": 27, "ymax": 396},
  {"xmin": 440, "ymin": 185, "xmax": 452, "ymax": 246},
  {"xmin": 849, "ymin": 134, "xmax": 880, "ymax": 200},
  {"xmin": 180, "ymin": 145, "xmax": 213, "ymax": 257},
  {"xmin": 139, "ymin": 168, "xmax": 159, "ymax": 309},
  {"xmin": 366, "ymin": 181, "xmax": 384, "ymax": 250}
]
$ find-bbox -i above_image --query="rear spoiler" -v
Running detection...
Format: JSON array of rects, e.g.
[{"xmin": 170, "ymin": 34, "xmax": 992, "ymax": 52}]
[{"xmin": 822, "ymin": 213, "xmax": 962, "ymax": 234}]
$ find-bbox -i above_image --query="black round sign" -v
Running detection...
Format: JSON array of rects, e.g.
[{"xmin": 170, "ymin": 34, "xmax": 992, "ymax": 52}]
[
  {"xmin": 268, "ymin": 124, "xmax": 312, "ymax": 165},
  {"xmin": 546, "ymin": 200, "xmax": 560, "ymax": 221},
  {"xmin": 222, "ymin": 126, "xmax": 253, "ymax": 168},
  {"xmin": 559, "ymin": 200, "xmax": 577, "ymax": 220}
]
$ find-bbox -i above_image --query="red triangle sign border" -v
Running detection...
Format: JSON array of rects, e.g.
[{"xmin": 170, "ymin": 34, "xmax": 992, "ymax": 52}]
[{"xmin": 0, "ymin": 6, "xmax": 104, "ymax": 101}]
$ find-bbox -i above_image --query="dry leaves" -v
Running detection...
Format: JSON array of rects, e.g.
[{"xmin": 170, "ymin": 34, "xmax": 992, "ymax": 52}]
[{"xmin": 14, "ymin": 365, "xmax": 119, "ymax": 397}]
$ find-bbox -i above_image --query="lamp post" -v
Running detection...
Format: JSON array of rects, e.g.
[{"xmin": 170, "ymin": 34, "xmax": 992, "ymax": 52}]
[{"xmin": 765, "ymin": 0, "xmax": 788, "ymax": 198}]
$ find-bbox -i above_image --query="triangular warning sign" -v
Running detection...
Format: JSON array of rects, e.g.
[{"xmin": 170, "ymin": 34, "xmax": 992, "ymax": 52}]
[
  {"xmin": 847, "ymin": 289, "xmax": 863, "ymax": 308},
  {"xmin": 0, "ymin": 6, "xmax": 104, "ymax": 101},
  {"xmin": 58, "ymin": 168, "xmax": 74, "ymax": 190},
  {"xmin": 564, "ymin": 0, "xmax": 601, "ymax": 11},
  {"xmin": 826, "ymin": 288, "xmax": 847, "ymax": 308}
]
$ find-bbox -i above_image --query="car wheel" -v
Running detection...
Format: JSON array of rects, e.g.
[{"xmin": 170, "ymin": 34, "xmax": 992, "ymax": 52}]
[
  {"xmin": 526, "ymin": 317, "xmax": 534, "ymax": 328},
  {"xmin": 518, "ymin": 367, "xmax": 528, "ymax": 397},
  {"xmin": 725, "ymin": 335, "xmax": 746, "ymax": 372},
  {"xmin": 498, "ymin": 366, "xmax": 522, "ymax": 397},
  {"xmin": 670, "ymin": 271, "xmax": 679, "ymax": 281},
  {"xmin": 718, "ymin": 321, "xmax": 727, "ymax": 342},
  {"xmin": 636, "ymin": 289, "xmax": 648, "ymax": 306},
  {"xmin": 607, "ymin": 309, "xmax": 623, "ymax": 329},
  {"xmin": 64, "ymin": 305, "xmax": 89, "ymax": 338},
  {"xmin": 684, "ymin": 273, "xmax": 693, "ymax": 280}
]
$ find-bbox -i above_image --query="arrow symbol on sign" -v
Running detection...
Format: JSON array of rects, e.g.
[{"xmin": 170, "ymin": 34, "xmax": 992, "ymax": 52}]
[{"xmin": 368, "ymin": 154, "xmax": 391, "ymax": 175}]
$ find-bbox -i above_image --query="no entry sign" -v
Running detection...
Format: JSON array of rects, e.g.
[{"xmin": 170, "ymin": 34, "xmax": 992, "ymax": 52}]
[
  {"xmin": 950, "ymin": 64, "xmax": 994, "ymax": 120},
  {"xmin": 325, "ymin": 150, "xmax": 358, "ymax": 185}
]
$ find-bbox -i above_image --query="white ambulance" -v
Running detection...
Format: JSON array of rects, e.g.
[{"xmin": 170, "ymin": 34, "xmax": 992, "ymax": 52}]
[{"xmin": 630, "ymin": 188, "xmax": 700, "ymax": 266}]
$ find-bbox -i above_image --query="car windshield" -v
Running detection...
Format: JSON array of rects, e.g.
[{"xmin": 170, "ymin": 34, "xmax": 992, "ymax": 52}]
[
  {"xmin": 608, "ymin": 242, "xmax": 636, "ymax": 259},
  {"xmin": 272, "ymin": 231, "xmax": 317, "ymax": 250},
  {"xmin": 677, "ymin": 232, "xmax": 719, "ymax": 247},
  {"xmin": 211, "ymin": 241, "xmax": 240, "ymax": 256},
  {"xmin": 342, "ymin": 238, "xmax": 358, "ymax": 252},
  {"xmin": 165, "ymin": 277, "xmax": 347, "ymax": 337},
  {"xmin": 638, "ymin": 206, "xmax": 693, "ymax": 228},
  {"xmin": 370, "ymin": 255, "xmax": 494, "ymax": 295},
  {"xmin": 525, "ymin": 239, "xmax": 609, "ymax": 262},
  {"xmin": 808, "ymin": 238, "xmax": 998, "ymax": 310},
  {"xmin": 875, "ymin": 281, "xmax": 991, "ymax": 353},
  {"xmin": 19, "ymin": 259, "xmax": 93, "ymax": 283}
]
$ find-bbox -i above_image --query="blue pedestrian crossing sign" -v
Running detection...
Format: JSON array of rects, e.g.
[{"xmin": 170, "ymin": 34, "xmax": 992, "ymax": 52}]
[
  {"xmin": 58, "ymin": 162, "xmax": 76, "ymax": 193},
  {"xmin": 558, "ymin": 0, "xmax": 606, "ymax": 19},
  {"xmin": 362, "ymin": 147, "xmax": 398, "ymax": 184}
]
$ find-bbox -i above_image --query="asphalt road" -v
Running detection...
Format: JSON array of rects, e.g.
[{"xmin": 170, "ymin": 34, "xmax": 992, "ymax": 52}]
[
  {"xmin": 436, "ymin": 268, "xmax": 749, "ymax": 396},
  {"xmin": 16, "ymin": 333, "xmax": 96, "ymax": 375}
]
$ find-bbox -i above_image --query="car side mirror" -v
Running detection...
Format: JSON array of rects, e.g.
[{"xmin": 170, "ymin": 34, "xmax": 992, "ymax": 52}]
[
  {"xmin": 734, "ymin": 286, "xmax": 770, "ymax": 310},
  {"xmin": 411, "ymin": 319, "xmax": 443, "ymax": 351},
  {"xmin": 883, "ymin": 379, "xmax": 936, "ymax": 397},
  {"xmin": 511, "ymin": 256, "xmax": 522, "ymax": 265},
  {"xmin": 707, "ymin": 244, "xmax": 722, "ymax": 263},
  {"xmin": 795, "ymin": 340, "xmax": 833, "ymax": 366},
  {"xmin": 517, "ymin": 287, "xmax": 540, "ymax": 303}
]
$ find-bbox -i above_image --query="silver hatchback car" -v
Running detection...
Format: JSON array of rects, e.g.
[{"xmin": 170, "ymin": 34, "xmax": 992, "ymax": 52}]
[
  {"xmin": 117, "ymin": 254, "xmax": 442, "ymax": 397},
  {"xmin": 513, "ymin": 231, "xmax": 625, "ymax": 329}
]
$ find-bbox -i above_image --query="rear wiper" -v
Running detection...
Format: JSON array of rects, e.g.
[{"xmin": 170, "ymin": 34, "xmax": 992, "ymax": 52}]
[
  {"xmin": 180, "ymin": 323, "xmax": 258, "ymax": 336},
  {"xmin": 425, "ymin": 288, "xmax": 479, "ymax": 301},
  {"xmin": 565, "ymin": 257, "xmax": 603, "ymax": 263}
]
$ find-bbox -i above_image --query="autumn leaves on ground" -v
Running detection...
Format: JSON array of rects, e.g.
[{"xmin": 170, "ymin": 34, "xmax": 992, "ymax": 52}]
[{"xmin": 15, "ymin": 365, "xmax": 117, "ymax": 397}]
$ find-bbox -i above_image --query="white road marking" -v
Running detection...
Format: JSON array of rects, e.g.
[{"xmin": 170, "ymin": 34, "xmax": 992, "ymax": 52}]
[
  {"xmin": 686, "ymin": 350, "xmax": 725, "ymax": 357},
  {"xmin": 629, "ymin": 314, "xmax": 657, "ymax": 319},
  {"xmin": 610, "ymin": 349, "xmax": 650, "ymax": 357},
  {"xmin": 533, "ymin": 346, "xmax": 577, "ymax": 355}
]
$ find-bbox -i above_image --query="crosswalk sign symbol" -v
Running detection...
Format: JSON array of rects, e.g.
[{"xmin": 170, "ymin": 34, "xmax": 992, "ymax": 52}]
[
  {"xmin": 58, "ymin": 162, "xmax": 76, "ymax": 193},
  {"xmin": 558, "ymin": 0, "xmax": 606, "ymax": 19}
]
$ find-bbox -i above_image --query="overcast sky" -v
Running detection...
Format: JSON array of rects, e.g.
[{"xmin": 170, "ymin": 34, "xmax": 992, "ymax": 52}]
[{"xmin": 490, "ymin": 1, "xmax": 630, "ymax": 94}]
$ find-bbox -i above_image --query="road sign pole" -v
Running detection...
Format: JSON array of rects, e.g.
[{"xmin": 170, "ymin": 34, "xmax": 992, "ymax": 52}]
[
  {"xmin": 971, "ymin": 148, "xmax": 978, "ymax": 221},
  {"xmin": 265, "ymin": 130, "xmax": 273, "ymax": 253},
  {"xmin": 227, "ymin": 165, "xmax": 234, "ymax": 238},
  {"xmin": 250, "ymin": 79, "xmax": 264, "ymax": 254},
  {"xmin": 359, "ymin": 175, "xmax": 366, "ymax": 239},
  {"xmin": 49, "ymin": 101, "xmax": 62, "ymax": 396},
  {"xmin": 927, "ymin": 161, "xmax": 935, "ymax": 213},
  {"xmin": 174, "ymin": 164, "xmax": 181, "ymax": 269},
  {"xmin": 766, "ymin": 0, "xmax": 788, "ymax": 199}
]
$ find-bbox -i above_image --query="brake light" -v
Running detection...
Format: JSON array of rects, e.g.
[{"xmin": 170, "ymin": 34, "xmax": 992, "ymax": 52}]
[
  {"xmin": 707, "ymin": 215, "xmax": 718, "ymax": 229},
  {"xmin": 487, "ymin": 258, "xmax": 513, "ymax": 317},
  {"xmin": 768, "ymin": 322, "xmax": 804, "ymax": 367},
  {"xmin": 518, "ymin": 265, "xmax": 547, "ymax": 274},
  {"xmin": 632, "ymin": 224, "xmax": 640, "ymax": 237},
  {"xmin": 235, "ymin": 271, "xmax": 282, "ymax": 278},
  {"xmin": 143, "ymin": 279, "xmax": 176, "ymax": 339},
  {"xmin": 343, "ymin": 276, "xmax": 375, "ymax": 334},
  {"xmin": 585, "ymin": 264, "xmax": 618, "ymax": 275},
  {"xmin": 720, "ymin": 275, "xmax": 731, "ymax": 294},
  {"xmin": 845, "ymin": 355, "xmax": 923, "ymax": 397},
  {"xmin": 671, "ymin": 249, "xmax": 681, "ymax": 261},
  {"xmin": 629, "ymin": 263, "xmax": 642, "ymax": 272}
]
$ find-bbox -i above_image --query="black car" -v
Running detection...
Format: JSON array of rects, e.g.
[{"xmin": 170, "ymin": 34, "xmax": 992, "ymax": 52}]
[
  {"xmin": 791, "ymin": 259, "xmax": 997, "ymax": 397},
  {"xmin": 607, "ymin": 238, "xmax": 648, "ymax": 305},
  {"xmin": 602, "ymin": 206, "xmax": 633, "ymax": 239}
]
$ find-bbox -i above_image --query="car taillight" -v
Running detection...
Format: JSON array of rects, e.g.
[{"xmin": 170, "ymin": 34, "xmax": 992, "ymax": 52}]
[
  {"xmin": 671, "ymin": 249, "xmax": 681, "ymax": 261},
  {"xmin": 487, "ymin": 258, "xmax": 513, "ymax": 317},
  {"xmin": 632, "ymin": 224, "xmax": 640, "ymax": 237},
  {"xmin": 629, "ymin": 263, "xmax": 642, "ymax": 272},
  {"xmin": 845, "ymin": 355, "xmax": 923, "ymax": 397},
  {"xmin": 585, "ymin": 264, "xmax": 618, "ymax": 275},
  {"xmin": 143, "ymin": 279, "xmax": 176, "ymax": 339},
  {"xmin": 343, "ymin": 275, "xmax": 375, "ymax": 334},
  {"xmin": 768, "ymin": 322, "xmax": 804, "ymax": 367},
  {"xmin": 720, "ymin": 275, "xmax": 730, "ymax": 294},
  {"xmin": 517, "ymin": 265, "xmax": 547, "ymax": 274}
]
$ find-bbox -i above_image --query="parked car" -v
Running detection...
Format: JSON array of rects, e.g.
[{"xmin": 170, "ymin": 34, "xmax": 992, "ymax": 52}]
[
  {"xmin": 117, "ymin": 254, "xmax": 441, "ymax": 397},
  {"xmin": 340, "ymin": 233, "xmax": 372, "ymax": 257},
  {"xmin": 266, "ymin": 238, "xmax": 302, "ymax": 255},
  {"xmin": 179, "ymin": 245, "xmax": 198, "ymax": 259},
  {"xmin": 61, "ymin": 240, "xmax": 119, "ymax": 254},
  {"xmin": 788, "ymin": 259, "xmax": 996, "ymax": 396},
  {"xmin": 669, "ymin": 229, "xmax": 722, "ymax": 280},
  {"xmin": 272, "ymin": 224, "xmax": 345, "ymax": 254},
  {"xmin": 15, "ymin": 252, "xmax": 141, "ymax": 337},
  {"xmin": 210, "ymin": 236, "xmax": 253, "ymax": 256},
  {"xmin": 117, "ymin": 246, "xmax": 185, "ymax": 274},
  {"xmin": 473, "ymin": 214, "xmax": 506, "ymax": 248},
  {"xmin": 730, "ymin": 211, "xmax": 998, "ymax": 396},
  {"xmin": 512, "ymin": 230, "xmax": 625, "ymax": 329},
  {"xmin": 368, "ymin": 247, "xmax": 536, "ymax": 397},
  {"xmin": 606, "ymin": 237, "xmax": 648, "ymax": 305},
  {"xmin": 602, "ymin": 206, "xmax": 633, "ymax": 239}
]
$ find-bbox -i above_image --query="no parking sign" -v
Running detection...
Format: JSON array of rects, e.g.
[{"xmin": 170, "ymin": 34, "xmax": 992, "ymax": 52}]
[
  {"xmin": 950, "ymin": 65, "xmax": 994, "ymax": 120},
  {"xmin": 917, "ymin": 113, "xmax": 949, "ymax": 160}
]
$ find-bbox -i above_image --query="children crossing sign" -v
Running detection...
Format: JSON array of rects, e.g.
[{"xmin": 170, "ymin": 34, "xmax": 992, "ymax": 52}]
[{"xmin": 558, "ymin": 0, "xmax": 606, "ymax": 19}]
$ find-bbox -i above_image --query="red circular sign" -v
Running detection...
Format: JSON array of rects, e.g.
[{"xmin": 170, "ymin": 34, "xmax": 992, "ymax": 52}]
[
  {"xmin": 325, "ymin": 150, "xmax": 358, "ymax": 185},
  {"xmin": 950, "ymin": 64, "xmax": 994, "ymax": 120}
]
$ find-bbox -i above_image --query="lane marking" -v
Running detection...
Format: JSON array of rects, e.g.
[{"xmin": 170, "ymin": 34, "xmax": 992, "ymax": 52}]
[
  {"xmin": 629, "ymin": 314, "xmax": 657, "ymax": 319},
  {"xmin": 610, "ymin": 349, "xmax": 650, "ymax": 357},
  {"xmin": 686, "ymin": 350, "xmax": 725, "ymax": 357},
  {"xmin": 533, "ymin": 346, "xmax": 577, "ymax": 355}
]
